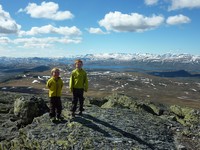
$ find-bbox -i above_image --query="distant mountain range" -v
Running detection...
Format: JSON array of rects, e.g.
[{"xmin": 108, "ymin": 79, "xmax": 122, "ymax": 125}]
[
  {"xmin": 1, "ymin": 53, "xmax": 200, "ymax": 72},
  {"xmin": 82, "ymin": 53, "xmax": 200, "ymax": 63},
  {"xmin": 1, "ymin": 53, "xmax": 200, "ymax": 63}
]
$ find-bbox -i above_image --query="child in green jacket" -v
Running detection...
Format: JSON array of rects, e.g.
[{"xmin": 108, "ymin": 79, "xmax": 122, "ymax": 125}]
[
  {"xmin": 69, "ymin": 59, "xmax": 88, "ymax": 117},
  {"xmin": 46, "ymin": 68, "xmax": 63, "ymax": 122}
]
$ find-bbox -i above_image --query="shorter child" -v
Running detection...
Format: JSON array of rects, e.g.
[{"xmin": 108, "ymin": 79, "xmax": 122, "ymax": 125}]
[
  {"xmin": 46, "ymin": 68, "xmax": 64, "ymax": 122},
  {"xmin": 69, "ymin": 59, "xmax": 88, "ymax": 117}
]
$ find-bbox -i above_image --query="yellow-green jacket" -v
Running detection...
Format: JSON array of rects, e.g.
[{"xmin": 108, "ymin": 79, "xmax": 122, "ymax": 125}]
[
  {"xmin": 69, "ymin": 69, "xmax": 88, "ymax": 92},
  {"xmin": 46, "ymin": 77, "xmax": 63, "ymax": 97}
]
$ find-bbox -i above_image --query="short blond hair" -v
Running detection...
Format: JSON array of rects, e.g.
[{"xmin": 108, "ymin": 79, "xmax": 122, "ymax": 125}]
[
  {"xmin": 75, "ymin": 59, "xmax": 83, "ymax": 65},
  {"xmin": 51, "ymin": 67, "xmax": 60, "ymax": 74}
]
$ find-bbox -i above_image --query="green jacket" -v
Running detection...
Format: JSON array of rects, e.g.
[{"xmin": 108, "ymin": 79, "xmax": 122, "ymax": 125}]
[
  {"xmin": 46, "ymin": 77, "xmax": 63, "ymax": 97},
  {"xmin": 69, "ymin": 68, "xmax": 88, "ymax": 92}
]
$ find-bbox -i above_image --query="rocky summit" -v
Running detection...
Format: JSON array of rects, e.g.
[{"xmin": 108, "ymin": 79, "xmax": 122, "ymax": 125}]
[{"xmin": 0, "ymin": 92, "xmax": 199, "ymax": 150}]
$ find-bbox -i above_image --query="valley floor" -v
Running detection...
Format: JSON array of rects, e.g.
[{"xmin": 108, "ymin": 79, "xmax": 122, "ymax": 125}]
[{"xmin": 0, "ymin": 66, "xmax": 200, "ymax": 109}]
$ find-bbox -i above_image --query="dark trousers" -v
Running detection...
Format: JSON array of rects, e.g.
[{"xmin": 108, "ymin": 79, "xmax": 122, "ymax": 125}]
[
  {"xmin": 49, "ymin": 97, "xmax": 62, "ymax": 118},
  {"xmin": 71, "ymin": 88, "xmax": 84, "ymax": 112}
]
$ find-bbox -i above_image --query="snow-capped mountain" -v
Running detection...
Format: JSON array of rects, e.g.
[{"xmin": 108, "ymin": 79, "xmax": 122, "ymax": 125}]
[
  {"xmin": 1, "ymin": 53, "xmax": 200, "ymax": 72},
  {"xmin": 1, "ymin": 53, "xmax": 200, "ymax": 63},
  {"xmin": 82, "ymin": 53, "xmax": 200, "ymax": 63}
]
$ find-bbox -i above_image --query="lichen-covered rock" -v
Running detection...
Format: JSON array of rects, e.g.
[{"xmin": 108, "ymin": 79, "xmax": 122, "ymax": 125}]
[
  {"xmin": 139, "ymin": 102, "xmax": 165, "ymax": 116},
  {"xmin": 170, "ymin": 105, "xmax": 200, "ymax": 127},
  {"xmin": 1, "ymin": 106, "xmax": 177, "ymax": 150},
  {"xmin": 88, "ymin": 97, "xmax": 108, "ymax": 107},
  {"xmin": 101, "ymin": 93, "xmax": 164, "ymax": 115},
  {"xmin": 101, "ymin": 93, "xmax": 137, "ymax": 109},
  {"xmin": 0, "ymin": 92, "xmax": 199, "ymax": 150},
  {"xmin": 14, "ymin": 96, "xmax": 49, "ymax": 125}
]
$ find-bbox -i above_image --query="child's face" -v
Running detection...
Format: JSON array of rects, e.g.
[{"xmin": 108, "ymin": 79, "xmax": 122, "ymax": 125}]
[
  {"xmin": 52, "ymin": 70, "xmax": 60, "ymax": 78},
  {"xmin": 75, "ymin": 62, "xmax": 83, "ymax": 69}
]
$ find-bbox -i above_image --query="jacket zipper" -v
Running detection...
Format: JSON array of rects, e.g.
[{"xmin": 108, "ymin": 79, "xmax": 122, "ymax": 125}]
[{"xmin": 56, "ymin": 79, "xmax": 58, "ymax": 97}]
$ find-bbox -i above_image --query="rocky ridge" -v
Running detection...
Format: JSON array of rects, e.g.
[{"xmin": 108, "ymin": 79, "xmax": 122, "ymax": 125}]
[{"xmin": 0, "ymin": 92, "xmax": 199, "ymax": 150}]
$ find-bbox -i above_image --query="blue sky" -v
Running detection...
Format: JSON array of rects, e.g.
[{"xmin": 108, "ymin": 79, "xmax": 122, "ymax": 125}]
[{"xmin": 0, "ymin": 0, "xmax": 200, "ymax": 57}]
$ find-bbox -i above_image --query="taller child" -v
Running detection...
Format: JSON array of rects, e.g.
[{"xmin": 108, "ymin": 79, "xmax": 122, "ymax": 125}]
[{"xmin": 69, "ymin": 59, "xmax": 88, "ymax": 117}]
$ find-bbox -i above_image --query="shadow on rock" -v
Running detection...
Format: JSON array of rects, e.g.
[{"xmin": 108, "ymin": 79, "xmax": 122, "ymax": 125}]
[
  {"xmin": 75, "ymin": 114, "xmax": 154, "ymax": 149},
  {"xmin": 72, "ymin": 115, "xmax": 112, "ymax": 138}
]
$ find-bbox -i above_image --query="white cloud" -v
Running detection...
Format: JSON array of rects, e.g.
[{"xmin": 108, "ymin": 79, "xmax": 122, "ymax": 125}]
[
  {"xmin": 144, "ymin": 0, "xmax": 158, "ymax": 5},
  {"xmin": 19, "ymin": 2, "xmax": 74, "ymax": 20},
  {"xmin": 99, "ymin": 11, "xmax": 164, "ymax": 32},
  {"xmin": 13, "ymin": 37, "xmax": 82, "ymax": 49},
  {"xmin": 22, "ymin": 42, "xmax": 52, "ymax": 49},
  {"xmin": 166, "ymin": 14, "xmax": 191, "ymax": 25},
  {"xmin": 0, "ymin": 37, "xmax": 11, "ymax": 44},
  {"xmin": 88, "ymin": 28, "xmax": 107, "ymax": 34},
  {"xmin": 18, "ymin": 25, "xmax": 82, "ymax": 36},
  {"xmin": 58, "ymin": 37, "xmax": 82, "ymax": 44},
  {"xmin": 169, "ymin": 0, "xmax": 200, "ymax": 10},
  {"xmin": 0, "ymin": 36, "xmax": 82, "ymax": 49},
  {"xmin": 0, "ymin": 5, "xmax": 21, "ymax": 34}
]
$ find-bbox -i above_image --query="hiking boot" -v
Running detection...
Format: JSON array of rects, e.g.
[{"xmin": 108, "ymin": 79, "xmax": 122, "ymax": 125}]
[
  {"xmin": 78, "ymin": 111, "xmax": 82, "ymax": 115},
  {"xmin": 57, "ymin": 116, "xmax": 64, "ymax": 121},
  {"xmin": 50, "ymin": 117, "xmax": 56, "ymax": 123},
  {"xmin": 71, "ymin": 112, "xmax": 75, "ymax": 117},
  {"xmin": 79, "ymin": 108, "xmax": 85, "ymax": 112}
]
